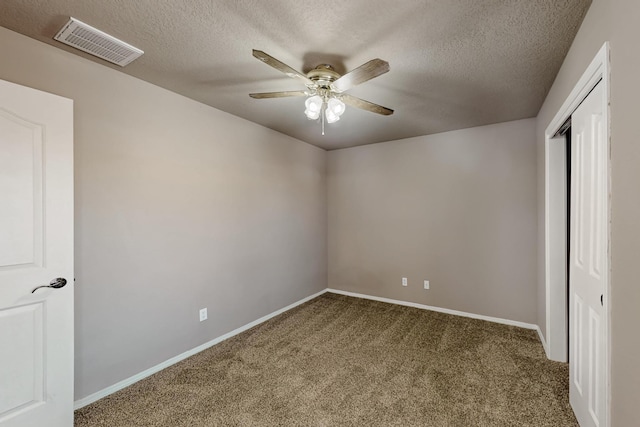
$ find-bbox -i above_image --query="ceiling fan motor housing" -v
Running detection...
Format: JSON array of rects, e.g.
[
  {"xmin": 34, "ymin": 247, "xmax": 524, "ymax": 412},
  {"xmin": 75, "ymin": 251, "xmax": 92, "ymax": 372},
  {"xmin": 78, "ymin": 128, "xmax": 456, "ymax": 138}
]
[{"xmin": 307, "ymin": 64, "xmax": 340, "ymax": 88}]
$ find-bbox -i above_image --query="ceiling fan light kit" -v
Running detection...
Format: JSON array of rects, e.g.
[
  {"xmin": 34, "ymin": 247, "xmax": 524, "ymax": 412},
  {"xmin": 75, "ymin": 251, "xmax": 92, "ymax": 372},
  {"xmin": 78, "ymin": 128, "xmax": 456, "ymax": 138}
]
[
  {"xmin": 250, "ymin": 50, "xmax": 393, "ymax": 135},
  {"xmin": 304, "ymin": 92, "xmax": 345, "ymax": 134}
]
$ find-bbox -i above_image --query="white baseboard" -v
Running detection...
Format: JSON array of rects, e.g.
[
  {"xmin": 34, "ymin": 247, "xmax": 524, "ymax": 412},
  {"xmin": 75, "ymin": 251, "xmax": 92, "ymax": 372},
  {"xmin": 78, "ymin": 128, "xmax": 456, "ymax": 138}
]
[
  {"xmin": 535, "ymin": 325, "xmax": 549, "ymax": 356},
  {"xmin": 326, "ymin": 289, "xmax": 540, "ymax": 331},
  {"xmin": 76, "ymin": 287, "xmax": 548, "ymax": 410},
  {"xmin": 74, "ymin": 288, "xmax": 328, "ymax": 410}
]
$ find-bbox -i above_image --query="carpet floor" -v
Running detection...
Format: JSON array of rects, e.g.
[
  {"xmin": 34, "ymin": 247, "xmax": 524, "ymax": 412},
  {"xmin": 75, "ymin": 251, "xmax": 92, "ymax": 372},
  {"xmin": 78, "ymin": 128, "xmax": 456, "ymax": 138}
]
[{"xmin": 75, "ymin": 293, "xmax": 578, "ymax": 426}]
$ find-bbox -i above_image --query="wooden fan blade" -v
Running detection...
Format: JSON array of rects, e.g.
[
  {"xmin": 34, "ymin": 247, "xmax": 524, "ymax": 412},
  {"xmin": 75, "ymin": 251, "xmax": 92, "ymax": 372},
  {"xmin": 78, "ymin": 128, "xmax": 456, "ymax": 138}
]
[
  {"xmin": 252, "ymin": 50, "xmax": 314, "ymax": 86},
  {"xmin": 250, "ymin": 91, "xmax": 308, "ymax": 99},
  {"xmin": 330, "ymin": 59, "xmax": 389, "ymax": 93},
  {"xmin": 341, "ymin": 94, "xmax": 394, "ymax": 116}
]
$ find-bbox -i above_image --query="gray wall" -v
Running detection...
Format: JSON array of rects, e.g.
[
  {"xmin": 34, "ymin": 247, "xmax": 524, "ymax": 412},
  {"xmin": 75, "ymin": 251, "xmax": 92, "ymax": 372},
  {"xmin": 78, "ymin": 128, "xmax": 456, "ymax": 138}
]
[
  {"xmin": 609, "ymin": 0, "xmax": 640, "ymax": 422},
  {"xmin": 0, "ymin": 27, "xmax": 327, "ymax": 400},
  {"xmin": 328, "ymin": 119, "xmax": 538, "ymax": 324},
  {"xmin": 536, "ymin": 0, "xmax": 640, "ymax": 423}
]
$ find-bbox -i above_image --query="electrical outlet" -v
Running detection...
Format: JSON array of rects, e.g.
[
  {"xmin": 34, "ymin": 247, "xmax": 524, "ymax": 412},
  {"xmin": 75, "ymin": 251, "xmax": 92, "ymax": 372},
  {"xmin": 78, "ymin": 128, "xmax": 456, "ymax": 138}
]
[
  {"xmin": 402, "ymin": 277, "xmax": 408, "ymax": 287},
  {"xmin": 424, "ymin": 280, "xmax": 430, "ymax": 290},
  {"xmin": 199, "ymin": 308, "xmax": 208, "ymax": 322}
]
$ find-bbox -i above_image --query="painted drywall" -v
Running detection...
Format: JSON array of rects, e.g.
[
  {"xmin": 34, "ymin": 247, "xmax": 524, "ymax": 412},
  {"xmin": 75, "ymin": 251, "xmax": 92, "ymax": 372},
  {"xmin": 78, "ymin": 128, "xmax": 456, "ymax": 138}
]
[
  {"xmin": 536, "ymin": 0, "xmax": 640, "ymax": 423},
  {"xmin": 0, "ymin": 27, "xmax": 327, "ymax": 400},
  {"xmin": 609, "ymin": 0, "xmax": 640, "ymax": 423},
  {"xmin": 327, "ymin": 119, "xmax": 538, "ymax": 324}
]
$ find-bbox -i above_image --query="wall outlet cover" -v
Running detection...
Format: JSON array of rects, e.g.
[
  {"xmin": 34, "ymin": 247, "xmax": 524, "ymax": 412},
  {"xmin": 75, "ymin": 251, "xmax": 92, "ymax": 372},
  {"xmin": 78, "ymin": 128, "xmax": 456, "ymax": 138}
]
[
  {"xmin": 199, "ymin": 308, "xmax": 208, "ymax": 322},
  {"xmin": 424, "ymin": 280, "xmax": 430, "ymax": 290},
  {"xmin": 402, "ymin": 277, "xmax": 408, "ymax": 287}
]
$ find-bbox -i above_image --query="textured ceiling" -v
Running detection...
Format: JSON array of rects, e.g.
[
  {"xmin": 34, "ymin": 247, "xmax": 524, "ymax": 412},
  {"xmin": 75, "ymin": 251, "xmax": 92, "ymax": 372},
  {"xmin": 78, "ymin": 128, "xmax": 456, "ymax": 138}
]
[{"xmin": 0, "ymin": 0, "xmax": 591, "ymax": 150}]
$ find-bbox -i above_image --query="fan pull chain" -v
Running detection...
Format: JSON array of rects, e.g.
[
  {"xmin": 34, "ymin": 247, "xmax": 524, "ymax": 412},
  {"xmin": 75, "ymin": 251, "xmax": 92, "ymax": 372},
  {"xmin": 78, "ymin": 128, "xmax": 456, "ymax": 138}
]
[{"xmin": 321, "ymin": 102, "xmax": 325, "ymax": 136}]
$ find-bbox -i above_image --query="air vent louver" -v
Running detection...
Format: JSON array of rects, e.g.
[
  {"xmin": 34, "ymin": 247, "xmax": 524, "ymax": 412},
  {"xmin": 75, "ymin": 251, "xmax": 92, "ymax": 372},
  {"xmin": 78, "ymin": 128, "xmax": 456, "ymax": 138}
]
[{"xmin": 54, "ymin": 18, "xmax": 143, "ymax": 67}]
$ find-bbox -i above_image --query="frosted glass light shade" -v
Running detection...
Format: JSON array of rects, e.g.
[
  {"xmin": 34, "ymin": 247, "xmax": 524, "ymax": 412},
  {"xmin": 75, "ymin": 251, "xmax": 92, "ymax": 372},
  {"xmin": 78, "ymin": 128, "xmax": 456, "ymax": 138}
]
[
  {"xmin": 304, "ymin": 95, "xmax": 323, "ymax": 120},
  {"xmin": 326, "ymin": 109, "xmax": 340, "ymax": 123},
  {"xmin": 325, "ymin": 97, "xmax": 345, "ymax": 123},
  {"xmin": 327, "ymin": 98, "xmax": 345, "ymax": 116},
  {"xmin": 305, "ymin": 108, "xmax": 321, "ymax": 120}
]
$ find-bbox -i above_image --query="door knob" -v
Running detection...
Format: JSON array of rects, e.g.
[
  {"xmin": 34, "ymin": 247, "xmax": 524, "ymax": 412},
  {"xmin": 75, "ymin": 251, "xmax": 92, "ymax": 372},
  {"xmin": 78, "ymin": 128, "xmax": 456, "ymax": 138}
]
[{"xmin": 32, "ymin": 278, "xmax": 67, "ymax": 293}]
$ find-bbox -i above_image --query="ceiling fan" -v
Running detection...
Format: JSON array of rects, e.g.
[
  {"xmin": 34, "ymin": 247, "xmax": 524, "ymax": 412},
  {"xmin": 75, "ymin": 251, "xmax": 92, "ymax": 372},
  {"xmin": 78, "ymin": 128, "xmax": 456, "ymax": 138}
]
[{"xmin": 249, "ymin": 50, "xmax": 393, "ymax": 134}]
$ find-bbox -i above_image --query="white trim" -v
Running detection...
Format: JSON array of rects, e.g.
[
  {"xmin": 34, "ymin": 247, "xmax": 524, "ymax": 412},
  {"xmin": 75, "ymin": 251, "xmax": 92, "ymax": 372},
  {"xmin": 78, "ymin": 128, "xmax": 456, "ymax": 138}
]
[
  {"xmin": 75, "ymin": 287, "xmax": 550, "ymax": 411},
  {"xmin": 544, "ymin": 133, "xmax": 568, "ymax": 362},
  {"xmin": 544, "ymin": 42, "xmax": 609, "ymax": 362},
  {"xmin": 326, "ymin": 289, "xmax": 539, "ymax": 331},
  {"xmin": 546, "ymin": 44, "xmax": 608, "ymax": 135},
  {"xmin": 543, "ymin": 41, "xmax": 610, "ymax": 426},
  {"xmin": 536, "ymin": 324, "xmax": 548, "ymax": 355},
  {"xmin": 73, "ymin": 289, "xmax": 328, "ymax": 410}
]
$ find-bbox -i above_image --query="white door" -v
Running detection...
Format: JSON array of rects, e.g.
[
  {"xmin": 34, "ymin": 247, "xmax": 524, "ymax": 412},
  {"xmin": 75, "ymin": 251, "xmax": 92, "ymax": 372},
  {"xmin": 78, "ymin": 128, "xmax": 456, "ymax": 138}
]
[
  {"xmin": 569, "ymin": 81, "xmax": 608, "ymax": 427},
  {"xmin": 0, "ymin": 80, "xmax": 74, "ymax": 426}
]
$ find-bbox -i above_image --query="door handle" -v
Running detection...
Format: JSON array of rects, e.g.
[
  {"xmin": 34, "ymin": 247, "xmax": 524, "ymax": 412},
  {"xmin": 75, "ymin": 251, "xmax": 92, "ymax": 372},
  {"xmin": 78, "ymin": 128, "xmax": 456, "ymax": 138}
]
[{"xmin": 32, "ymin": 278, "xmax": 68, "ymax": 293}]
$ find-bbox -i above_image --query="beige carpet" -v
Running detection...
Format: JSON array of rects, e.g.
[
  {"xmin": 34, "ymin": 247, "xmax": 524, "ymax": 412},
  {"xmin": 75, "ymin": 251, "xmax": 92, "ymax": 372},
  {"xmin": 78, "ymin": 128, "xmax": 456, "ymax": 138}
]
[{"xmin": 75, "ymin": 293, "xmax": 578, "ymax": 426}]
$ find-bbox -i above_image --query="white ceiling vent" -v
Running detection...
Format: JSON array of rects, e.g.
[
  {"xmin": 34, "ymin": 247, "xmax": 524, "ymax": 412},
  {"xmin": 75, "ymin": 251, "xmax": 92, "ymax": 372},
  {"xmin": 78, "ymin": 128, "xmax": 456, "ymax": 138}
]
[{"xmin": 54, "ymin": 17, "xmax": 143, "ymax": 67}]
